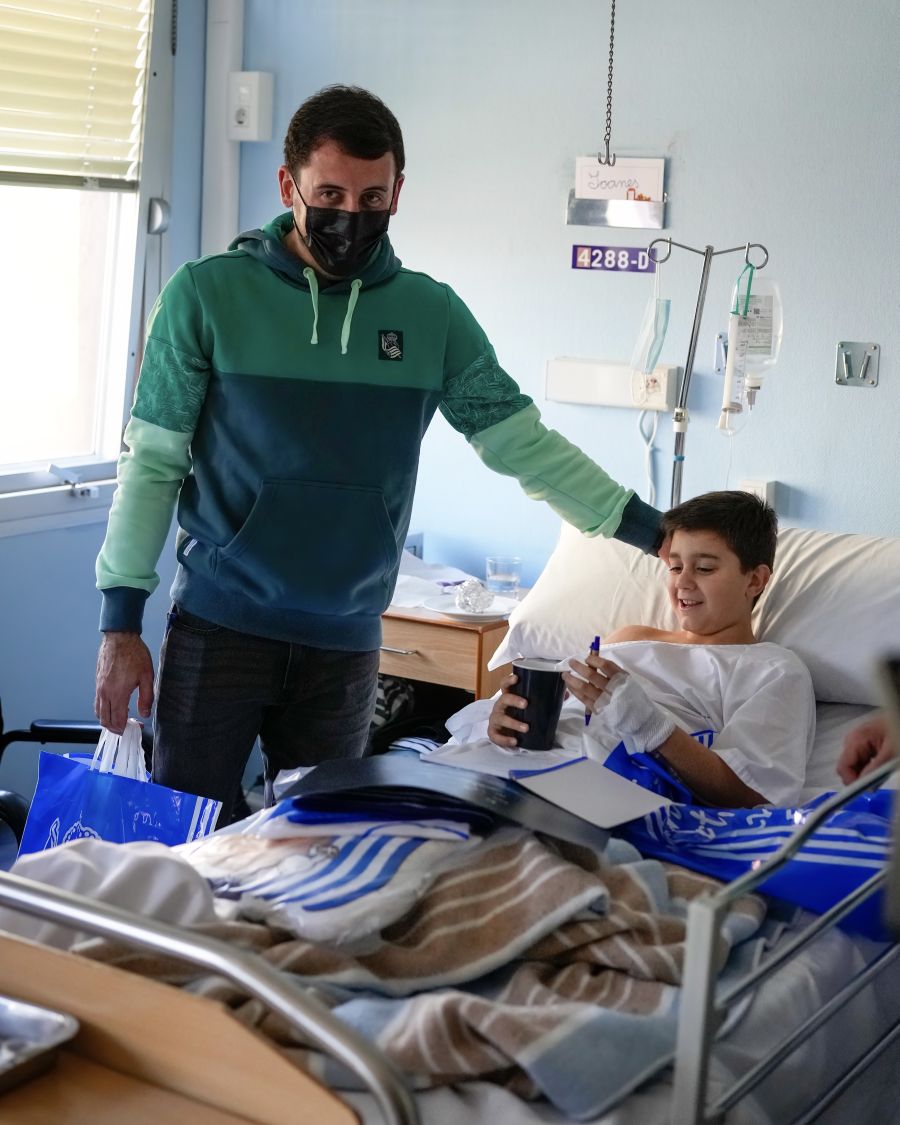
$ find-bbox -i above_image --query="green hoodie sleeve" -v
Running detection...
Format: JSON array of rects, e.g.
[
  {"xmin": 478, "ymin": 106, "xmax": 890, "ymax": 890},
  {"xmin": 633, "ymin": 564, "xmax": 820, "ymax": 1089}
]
[
  {"xmin": 438, "ymin": 287, "xmax": 663, "ymax": 550},
  {"xmin": 470, "ymin": 403, "xmax": 633, "ymax": 535},
  {"xmin": 95, "ymin": 265, "xmax": 211, "ymax": 632}
]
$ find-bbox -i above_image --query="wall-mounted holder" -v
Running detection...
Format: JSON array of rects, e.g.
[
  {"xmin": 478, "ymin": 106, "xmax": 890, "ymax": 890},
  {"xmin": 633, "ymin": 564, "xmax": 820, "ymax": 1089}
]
[
  {"xmin": 835, "ymin": 342, "xmax": 879, "ymax": 387},
  {"xmin": 566, "ymin": 191, "xmax": 667, "ymax": 230},
  {"xmin": 714, "ymin": 332, "xmax": 728, "ymax": 376}
]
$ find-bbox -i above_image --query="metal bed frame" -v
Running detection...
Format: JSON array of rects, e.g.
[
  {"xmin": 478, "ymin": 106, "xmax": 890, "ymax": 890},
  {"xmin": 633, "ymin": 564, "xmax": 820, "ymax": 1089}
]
[
  {"xmin": 673, "ymin": 756, "xmax": 900, "ymax": 1124},
  {"xmin": 0, "ymin": 868, "xmax": 419, "ymax": 1125},
  {"xmin": 0, "ymin": 762, "xmax": 898, "ymax": 1125}
]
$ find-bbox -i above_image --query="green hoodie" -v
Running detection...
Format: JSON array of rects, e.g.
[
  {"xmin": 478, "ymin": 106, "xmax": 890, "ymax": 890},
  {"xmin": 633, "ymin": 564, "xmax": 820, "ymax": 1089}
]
[{"xmin": 96, "ymin": 213, "xmax": 660, "ymax": 649}]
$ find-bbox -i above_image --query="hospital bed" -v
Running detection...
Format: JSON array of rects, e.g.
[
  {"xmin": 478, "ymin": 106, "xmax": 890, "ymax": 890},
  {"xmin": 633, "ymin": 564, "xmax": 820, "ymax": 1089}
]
[{"xmin": 1, "ymin": 520, "xmax": 899, "ymax": 1123}]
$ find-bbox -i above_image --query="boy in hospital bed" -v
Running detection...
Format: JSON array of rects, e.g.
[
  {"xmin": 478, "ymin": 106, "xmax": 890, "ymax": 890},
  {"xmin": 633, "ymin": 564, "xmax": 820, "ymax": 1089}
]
[{"xmin": 485, "ymin": 491, "xmax": 815, "ymax": 808}]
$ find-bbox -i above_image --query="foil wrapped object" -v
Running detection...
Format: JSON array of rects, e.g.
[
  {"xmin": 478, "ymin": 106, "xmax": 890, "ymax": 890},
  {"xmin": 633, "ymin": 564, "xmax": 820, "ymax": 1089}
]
[{"xmin": 455, "ymin": 578, "xmax": 495, "ymax": 612}]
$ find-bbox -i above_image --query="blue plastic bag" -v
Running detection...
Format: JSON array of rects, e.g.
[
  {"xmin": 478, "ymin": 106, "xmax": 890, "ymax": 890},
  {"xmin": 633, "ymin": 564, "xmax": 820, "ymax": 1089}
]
[
  {"xmin": 604, "ymin": 742, "xmax": 893, "ymax": 939},
  {"xmin": 18, "ymin": 750, "xmax": 222, "ymax": 856}
]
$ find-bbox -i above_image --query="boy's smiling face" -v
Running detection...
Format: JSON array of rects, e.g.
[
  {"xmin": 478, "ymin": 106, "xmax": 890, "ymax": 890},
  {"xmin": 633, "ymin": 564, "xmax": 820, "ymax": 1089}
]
[{"xmin": 666, "ymin": 528, "xmax": 770, "ymax": 642}]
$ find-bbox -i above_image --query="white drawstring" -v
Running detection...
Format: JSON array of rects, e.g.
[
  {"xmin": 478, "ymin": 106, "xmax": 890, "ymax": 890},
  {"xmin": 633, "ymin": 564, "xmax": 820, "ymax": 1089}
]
[
  {"xmin": 340, "ymin": 279, "xmax": 362, "ymax": 355},
  {"xmin": 303, "ymin": 267, "xmax": 319, "ymax": 344},
  {"xmin": 303, "ymin": 270, "xmax": 362, "ymax": 354}
]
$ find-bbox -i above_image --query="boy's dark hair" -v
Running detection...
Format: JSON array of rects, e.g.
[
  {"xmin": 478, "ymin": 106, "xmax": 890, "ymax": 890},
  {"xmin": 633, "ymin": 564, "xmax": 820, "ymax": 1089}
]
[
  {"xmin": 660, "ymin": 490, "xmax": 777, "ymax": 571},
  {"xmin": 283, "ymin": 85, "xmax": 405, "ymax": 176}
]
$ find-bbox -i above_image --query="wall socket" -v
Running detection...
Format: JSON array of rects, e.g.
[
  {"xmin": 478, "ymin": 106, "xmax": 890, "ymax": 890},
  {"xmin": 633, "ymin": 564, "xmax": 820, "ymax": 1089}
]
[
  {"xmin": 739, "ymin": 479, "xmax": 776, "ymax": 506},
  {"xmin": 226, "ymin": 71, "xmax": 274, "ymax": 141}
]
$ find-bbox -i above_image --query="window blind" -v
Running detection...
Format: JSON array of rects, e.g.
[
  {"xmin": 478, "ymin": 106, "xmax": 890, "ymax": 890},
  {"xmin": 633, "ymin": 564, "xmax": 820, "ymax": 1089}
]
[{"xmin": 0, "ymin": 0, "xmax": 153, "ymax": 189}]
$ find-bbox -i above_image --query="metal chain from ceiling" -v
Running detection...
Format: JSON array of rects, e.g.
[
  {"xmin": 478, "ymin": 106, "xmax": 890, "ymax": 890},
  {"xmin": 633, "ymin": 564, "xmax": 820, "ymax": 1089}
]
[{"xmin": 599, "ymin": 0, "xmax": 617, "ymax": 166}]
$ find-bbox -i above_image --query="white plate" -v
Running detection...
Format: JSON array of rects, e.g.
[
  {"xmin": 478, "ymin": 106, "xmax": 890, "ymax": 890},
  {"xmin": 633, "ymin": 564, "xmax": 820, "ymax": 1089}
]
[{"xmin": 422, "ymin": 595, "xmax": 518, "ymax": 622}]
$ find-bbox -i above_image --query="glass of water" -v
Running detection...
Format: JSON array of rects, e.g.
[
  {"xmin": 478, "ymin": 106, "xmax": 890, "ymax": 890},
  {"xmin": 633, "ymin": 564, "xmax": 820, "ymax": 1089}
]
[{"xmin": 485, "ymin": 555, "xmax": 522, "ymax": 595}]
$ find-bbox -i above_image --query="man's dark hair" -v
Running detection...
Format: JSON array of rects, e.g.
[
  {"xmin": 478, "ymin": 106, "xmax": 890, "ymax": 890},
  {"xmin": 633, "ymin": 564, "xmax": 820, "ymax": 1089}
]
[
  {"xmin": 283, "ymin": 85, "xmax": 405, "ymax": 176},
  {"xmin": 660, "ymin": 490, "xmax": 777, "ymax": 571}
]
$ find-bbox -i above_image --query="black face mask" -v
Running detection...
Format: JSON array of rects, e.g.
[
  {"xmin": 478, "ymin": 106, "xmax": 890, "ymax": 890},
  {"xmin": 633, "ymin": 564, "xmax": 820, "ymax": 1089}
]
[{"xmin": 293, "ymin": 185, "xmax": 390, "ymax": 278}]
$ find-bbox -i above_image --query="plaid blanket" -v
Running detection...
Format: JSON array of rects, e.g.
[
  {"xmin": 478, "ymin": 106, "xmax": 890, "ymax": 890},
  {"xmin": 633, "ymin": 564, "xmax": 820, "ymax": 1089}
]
[{"xmin": 75, "ymin": 827, "xmax": 765, "ymax": 1119}]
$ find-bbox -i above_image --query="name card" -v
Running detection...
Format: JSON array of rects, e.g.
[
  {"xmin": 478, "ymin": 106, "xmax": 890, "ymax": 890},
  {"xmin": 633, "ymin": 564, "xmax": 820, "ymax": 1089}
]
[{"xmin": 575, "ymin": 156, "xmax": 665, "ymax": 203}]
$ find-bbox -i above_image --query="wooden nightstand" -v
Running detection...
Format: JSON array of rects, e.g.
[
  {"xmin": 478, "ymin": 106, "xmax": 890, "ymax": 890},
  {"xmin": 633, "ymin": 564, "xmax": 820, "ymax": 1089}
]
[{"xmin": 379, "ymin": 603, "xmax": 512, "ymax": 698}]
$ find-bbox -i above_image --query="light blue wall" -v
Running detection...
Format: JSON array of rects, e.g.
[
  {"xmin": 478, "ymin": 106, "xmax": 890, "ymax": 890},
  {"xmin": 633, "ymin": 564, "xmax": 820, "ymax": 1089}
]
[
  {"xmin": 239, "ymin": 0, "xmax": 899, "ymax": 585},
  {"xmin": 0, "ymin": 1, "xmax": 207, "ymax": 798},
  {"xmin": 2, "ymin": 0, "xmax": 898, "ymax": 797}
]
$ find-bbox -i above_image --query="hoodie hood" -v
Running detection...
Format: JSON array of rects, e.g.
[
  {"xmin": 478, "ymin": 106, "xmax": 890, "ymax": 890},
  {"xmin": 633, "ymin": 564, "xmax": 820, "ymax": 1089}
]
[{"xmin": 230, "ymin": 211, "xmax": 402, "ymax": 293}]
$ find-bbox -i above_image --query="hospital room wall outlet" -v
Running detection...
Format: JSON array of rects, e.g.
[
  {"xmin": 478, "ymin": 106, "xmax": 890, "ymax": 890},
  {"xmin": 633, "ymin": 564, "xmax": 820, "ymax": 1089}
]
[
  {"xmin": 546, "ymin": 358, "xmax": 678, "ymax": 411},
  {"xmin": 227, "ymin": 71, "xmax": 274, "ymax": 141},
  {"xmin": 739, "ymin": 479, "xmax": 776, "ymax": 507}
]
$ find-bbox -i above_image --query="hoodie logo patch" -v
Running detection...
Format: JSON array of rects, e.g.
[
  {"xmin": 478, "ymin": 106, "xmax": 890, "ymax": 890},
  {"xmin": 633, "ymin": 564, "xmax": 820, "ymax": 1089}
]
[{"xmin": 378, "ymin": 330, "xmax": 403, "ymax": 361}]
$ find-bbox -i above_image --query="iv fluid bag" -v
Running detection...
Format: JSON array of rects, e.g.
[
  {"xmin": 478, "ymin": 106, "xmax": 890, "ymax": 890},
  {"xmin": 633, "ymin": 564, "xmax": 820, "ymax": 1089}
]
[
  {"xmin": 719, "ymin": 277, "xmax": 783, "ymax": 430},
  {"xmin": 741, "ymin": 277, "xmax": 783, "ymax": 370},
  {"xmin": 742, "ymin": 277, "xmax": 782, "ymax": 409}
]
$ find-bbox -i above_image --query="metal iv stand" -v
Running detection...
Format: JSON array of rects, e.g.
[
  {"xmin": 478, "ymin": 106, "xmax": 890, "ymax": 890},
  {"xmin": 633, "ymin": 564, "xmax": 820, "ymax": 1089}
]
[{"xmin": 646, "ymin": 239, "xmax": 769, "ymax": 507}]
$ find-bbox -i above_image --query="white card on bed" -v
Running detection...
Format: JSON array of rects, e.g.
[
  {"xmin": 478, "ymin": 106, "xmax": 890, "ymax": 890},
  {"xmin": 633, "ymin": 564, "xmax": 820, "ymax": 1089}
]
[
  {"xmin": 421, "ymin": 739, "xmax": 580, "ymax": 778},
  {"xmin": 511, "ymin": 758, "xmax": 671, "ymax": 828}
]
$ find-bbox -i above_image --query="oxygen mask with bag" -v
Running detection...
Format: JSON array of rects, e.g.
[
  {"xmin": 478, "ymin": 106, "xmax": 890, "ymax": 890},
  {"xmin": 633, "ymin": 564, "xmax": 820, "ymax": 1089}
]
[{"xmin": 718, "ymin": 263, "xmax": 783, "ymax": 435}]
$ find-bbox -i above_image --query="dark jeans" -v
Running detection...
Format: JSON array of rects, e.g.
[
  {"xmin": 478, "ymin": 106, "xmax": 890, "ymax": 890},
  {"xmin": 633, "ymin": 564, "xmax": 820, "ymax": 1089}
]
[{"xmin": 152, "ymin": 607, "xmax": 380, "ymax": 824}]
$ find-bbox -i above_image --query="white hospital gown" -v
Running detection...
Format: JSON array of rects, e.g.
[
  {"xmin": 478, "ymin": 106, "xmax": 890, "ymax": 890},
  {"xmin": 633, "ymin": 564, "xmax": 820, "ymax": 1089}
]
[{"xmin": 443, "ymin": 640, "xmax": 815, "ymax": 807}]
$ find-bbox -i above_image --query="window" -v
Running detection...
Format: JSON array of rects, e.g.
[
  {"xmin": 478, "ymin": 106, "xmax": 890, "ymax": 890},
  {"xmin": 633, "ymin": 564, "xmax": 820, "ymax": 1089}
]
[
  {"xmin": 0, "ymin": 0, "xmax": 173, "ymax": 529},
  {"xmin": 0, "ymin": 184, "xmax": 138, "ymax": 474}
]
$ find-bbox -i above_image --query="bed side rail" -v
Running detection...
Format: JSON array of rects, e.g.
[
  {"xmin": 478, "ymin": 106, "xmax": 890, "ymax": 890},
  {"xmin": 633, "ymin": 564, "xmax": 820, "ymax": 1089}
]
[
  {"xmin": 0, "ymin": 869, "xmax": 419, "ymax": 1125},
  {"xmin": 672, "ymin": 758, "xmax": 900, "ymax": 1125}
]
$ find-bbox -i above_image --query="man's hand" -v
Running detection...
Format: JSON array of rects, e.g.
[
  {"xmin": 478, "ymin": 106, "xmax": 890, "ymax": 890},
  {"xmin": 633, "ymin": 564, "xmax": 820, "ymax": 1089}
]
[
  {"xmin": 95, "ymin": 632, "xmax": 154, "ymax": 734},
  {"xmin": 487, "ymin": 672, "xmax": 529, "ymax": 749},
  {"xmin": 837, "ymin": 714, "xmax": 895, "ymax": 784}
]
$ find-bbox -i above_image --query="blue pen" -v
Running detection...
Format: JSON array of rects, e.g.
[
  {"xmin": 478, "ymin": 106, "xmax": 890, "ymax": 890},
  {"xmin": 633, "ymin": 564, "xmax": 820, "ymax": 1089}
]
[{"xmin": 584, "ymin": 635, "xmax": 602, "ymax": 726}]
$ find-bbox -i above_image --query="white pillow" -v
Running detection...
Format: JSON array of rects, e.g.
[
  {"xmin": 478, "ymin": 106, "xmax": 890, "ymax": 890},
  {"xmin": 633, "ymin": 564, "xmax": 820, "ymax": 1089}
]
[
  {"xmin": 491, "ymin": 525, "xmax": 672, "ymax": 667},
  {"xmin": 493, "ymin": 523, "xmax": 900, "ymax": 707},
  {"xmin": 754, "ymin": 526, "xmax": 900, "ymax": 705}
]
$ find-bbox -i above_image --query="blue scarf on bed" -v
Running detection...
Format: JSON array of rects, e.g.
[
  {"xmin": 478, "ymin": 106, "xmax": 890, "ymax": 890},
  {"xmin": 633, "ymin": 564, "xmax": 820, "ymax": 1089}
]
[{"xmin": 604, "ymin": 742, "xmax": 894, "ymax": 940}]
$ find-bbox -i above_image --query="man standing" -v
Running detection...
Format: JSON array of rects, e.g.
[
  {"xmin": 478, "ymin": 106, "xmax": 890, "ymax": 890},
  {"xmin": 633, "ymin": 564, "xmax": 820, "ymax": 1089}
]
[{"xmin": 95, "ymin": 85, "xmax": 663, "ymax": 821}]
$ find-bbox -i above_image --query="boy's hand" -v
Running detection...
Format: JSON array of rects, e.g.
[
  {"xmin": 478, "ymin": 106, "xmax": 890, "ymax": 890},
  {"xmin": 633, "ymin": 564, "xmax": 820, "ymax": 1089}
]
[
  {"xmin": 487, "ymin": 672, "xmax": 529, "ymax": 749},
  {"xmin": 566, "ymin": 654, "xmax": 675, "ymax": 752},
  {"xmin": 563, "ymin": 654, "xmax": 624, "ymax": 712}
]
